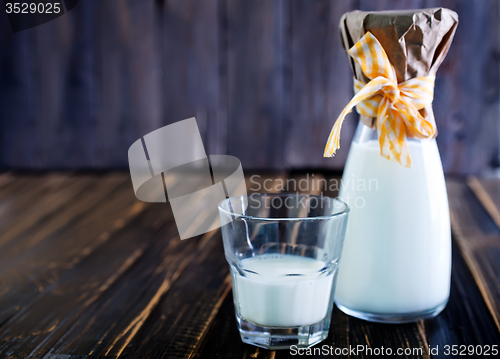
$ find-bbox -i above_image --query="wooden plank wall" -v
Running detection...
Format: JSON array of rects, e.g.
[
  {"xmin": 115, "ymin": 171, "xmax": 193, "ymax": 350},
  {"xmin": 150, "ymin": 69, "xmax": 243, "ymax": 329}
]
[{"xmin": 0, "ymin": 0, "xmax": 499, "ymax": 174}]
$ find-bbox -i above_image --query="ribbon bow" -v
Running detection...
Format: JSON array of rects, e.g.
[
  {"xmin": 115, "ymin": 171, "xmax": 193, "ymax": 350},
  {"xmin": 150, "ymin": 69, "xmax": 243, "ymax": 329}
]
[{"xmin": 324, "ymin": 32, "xmax": 436, "ymax": 167}]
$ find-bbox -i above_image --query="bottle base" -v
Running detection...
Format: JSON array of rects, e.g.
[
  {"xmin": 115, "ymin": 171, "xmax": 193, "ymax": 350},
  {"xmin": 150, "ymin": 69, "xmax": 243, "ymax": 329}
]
[
  {"xmin": 236, "ymin": 314, "xmax": 330, "ymax": 350},
  {"xmin": 336, "ymin": 300, "xmax": 448, "ymax": 324}
]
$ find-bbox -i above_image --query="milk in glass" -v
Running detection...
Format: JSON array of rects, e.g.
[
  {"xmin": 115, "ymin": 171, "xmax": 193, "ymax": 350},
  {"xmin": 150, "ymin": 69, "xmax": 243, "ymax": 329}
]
[
  {"xmin": 335, "ymin": 124, "xmax": 451, "ymax": 318},
  {"xmin": 232, "ymin": 254, "xmax": 335, "ymax": 327}
]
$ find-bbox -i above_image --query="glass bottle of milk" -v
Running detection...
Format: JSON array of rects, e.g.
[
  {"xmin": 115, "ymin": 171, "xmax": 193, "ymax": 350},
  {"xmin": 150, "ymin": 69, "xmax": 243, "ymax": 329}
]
[{"xmin": 335, "ymin": 122, "xmax": 451, "ymax": 323}]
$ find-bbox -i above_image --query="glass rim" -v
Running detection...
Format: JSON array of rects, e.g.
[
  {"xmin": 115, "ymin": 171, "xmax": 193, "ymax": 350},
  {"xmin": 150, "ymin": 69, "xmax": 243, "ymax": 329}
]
[{"xmin": 218, "ymin": 192, "xmax": 350, "ymax": 222}]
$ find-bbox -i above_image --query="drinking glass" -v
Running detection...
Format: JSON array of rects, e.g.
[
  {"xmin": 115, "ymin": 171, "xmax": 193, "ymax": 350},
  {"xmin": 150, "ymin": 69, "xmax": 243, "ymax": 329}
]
[{"xmin": 218, "ymin": 193, "xmax": 349, "ymax": 349}]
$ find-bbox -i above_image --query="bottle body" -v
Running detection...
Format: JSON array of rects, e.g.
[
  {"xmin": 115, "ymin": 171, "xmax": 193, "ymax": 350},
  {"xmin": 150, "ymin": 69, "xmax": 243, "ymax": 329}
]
[{"xmin": 335, "ymin": 122, "xmax": 451, "ymax": 322}]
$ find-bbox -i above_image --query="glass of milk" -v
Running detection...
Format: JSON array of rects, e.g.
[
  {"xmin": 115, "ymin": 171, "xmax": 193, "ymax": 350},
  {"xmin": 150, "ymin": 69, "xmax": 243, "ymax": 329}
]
[
  {"xmin": 335, "ymin": 122, "xmax": 451, "ymax": 323},
  {"xmin": 218, "ymin": 193, "xmax": 349, "ymax": 349}
]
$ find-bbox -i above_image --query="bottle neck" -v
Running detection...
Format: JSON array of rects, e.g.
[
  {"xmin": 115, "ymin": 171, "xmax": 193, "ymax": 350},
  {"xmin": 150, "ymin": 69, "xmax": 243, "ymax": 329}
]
[
  {"xmin": 352, "ymin": 121, "xmax": 432, "ymax": 145},
  {"xmin": 353, "ymin": 121, "xmax": 377, "ymax": 144}
]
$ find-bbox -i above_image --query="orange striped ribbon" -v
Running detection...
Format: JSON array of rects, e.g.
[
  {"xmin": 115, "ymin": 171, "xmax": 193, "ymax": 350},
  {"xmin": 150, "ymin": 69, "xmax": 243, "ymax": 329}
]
[{"xmin": 324, "ymin": 32, "xmax": 436, "ymax": 167}]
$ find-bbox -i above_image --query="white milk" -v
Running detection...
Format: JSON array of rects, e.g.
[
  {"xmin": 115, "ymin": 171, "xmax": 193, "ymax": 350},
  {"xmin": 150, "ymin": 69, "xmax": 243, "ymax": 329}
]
[
  {"xmin": 335, "ymin": 139, "xmax": 451, "ymax": 314},
  {"xmin": 232, "ymin": 254, "xmax": 334, "ymax": 327}
]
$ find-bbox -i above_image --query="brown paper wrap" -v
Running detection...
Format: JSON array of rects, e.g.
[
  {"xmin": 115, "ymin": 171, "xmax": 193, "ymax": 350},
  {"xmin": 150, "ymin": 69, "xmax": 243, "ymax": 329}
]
[{"xmin": 340, "ymin": 8, "xmax": 458, "ymax": 129}]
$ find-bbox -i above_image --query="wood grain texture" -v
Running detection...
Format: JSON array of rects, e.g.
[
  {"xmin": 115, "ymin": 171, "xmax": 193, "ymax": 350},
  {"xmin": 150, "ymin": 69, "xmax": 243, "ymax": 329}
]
[
  {"xmin": 0, "ymin": 174, "xmax": 72, "ymax": 235},
  {"xmin": 424, "ymin": 240, "xmax": 500, "ymax": 354},
  {"xmin": 160, "ymin": 0, "xmax": 220, "ymax": 154},
  {"xmin": 0, "ymin": 203, "xmax": 166, "ymax": 358},
  {"xmin": 225, "ymin": 0, "xmax": 290, "ymax": 170},
  {"xmin": 468, "ymin": 176, "xmax": 500, "ymax": 231},
  {"xmin": 1, "ymin": 0, "xmax": 499, "ymax": 174},
  {"xmin": 447, "ymin": 177, "xmax": 500, "ymax": 332},
  {"xmin": 0, "ymin": 173, "xmax": 499, "ymax": 358},
  {"xmin": 285, "ymin": 0, "xmax": 357, "ymax": 170},
  {"xmin": 0, "ymin": 174, "xmax": 145, "ymax": 330},
  {"xmin": 37, "ymin": 204, "xmax": 178, "ymax": 358},
  {"xmin": 118, "ymin": 230, "xmax": 230, "ymax": 359},
  {"xmin": 96, "ymin": 0, "xmax": 162, "ymax": 168},
  {"xmin": 0, "ymin": 18, "xmax": 38, "ymax": 168},
  {"xmin": 0, "ymin": 172, "xmax": 15, "ymax": 190},
  {"xmin": 462, "ymin": 177, "xmax": 500, "ymax": 331},
  {"xmin": 0, "ymin": 174, "xmax": 92, "ymax": 249},
  {"xmin": 422, "ymin": 0, "xmax": 500, "ymax": 174}
]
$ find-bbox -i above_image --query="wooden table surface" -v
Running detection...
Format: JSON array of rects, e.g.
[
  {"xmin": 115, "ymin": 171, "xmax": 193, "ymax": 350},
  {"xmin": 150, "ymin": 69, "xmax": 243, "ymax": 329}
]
[{"xmin": 0, "ymin": 172, "xmax": 499, "ymax": 358}]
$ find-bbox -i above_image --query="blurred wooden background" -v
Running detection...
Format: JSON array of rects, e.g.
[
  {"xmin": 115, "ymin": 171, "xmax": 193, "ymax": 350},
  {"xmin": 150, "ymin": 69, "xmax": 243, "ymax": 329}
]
[{"xmin": 0, "ymin": 0, "xmax": 499, "ymax": 174}]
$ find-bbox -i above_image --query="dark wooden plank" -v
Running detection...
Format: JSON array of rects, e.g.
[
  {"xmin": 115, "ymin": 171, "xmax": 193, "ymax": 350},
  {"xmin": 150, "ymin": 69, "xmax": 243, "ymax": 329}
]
[
  {"xmin": 225, "ymin": 0, "xmax": 290, "ymax": 170},
  {"xmin": 0, "ymin": 5, "xmax": 13, "ymax": 167},
  {"xmin": 424, "ymin": 240, "xmax": 500, "ymax": 355},
  {"xmin": 120, "ymin": 230, "xmax": 231, "ymax": 359},
  {"xmin": 0, "ymin": 174, "xmax": 145, "ymax": 327},
  {"xmin": 285, "ymin": 0, "xmax": 357, "ymax": 170},
  {"xmin": 119, "ymin": 0, "xmax": 163, "ymax": 141},
  {"xmin": 0, "ymin": 174, "xmax": 130, "ymax": 260},
  {"xmin": 0, "ymin": 174, "xmax": 498, "ymax": 357},
  {"xmin": 0, "ymin": 173, "xmax": 67, "ymax": 204},
  {"xmin": 358, "ymin": 0, "xmax": 426, "ymax": 11},
  {"xmin": 43, "ymin": 214, "xmax": 196, "ymax": 358},
  {"xmin": 0, "ymin": 174, "xmax": 95, "ymax": 249},
  {"xmin": 0, "ymin": 203, "xmax": 169, "ymax": 358},
  {"xmin": 32, "ymin": 10, "xmax": 71, "ymax": 169},
  {"xmin": 194, "ymin": 293, "xmax": 262, "ymax": 359},
  {"xmin": 0, "ymin": 20, "xmax": 37, "ymax": 168},
  {"xmin": 209, "ymin": 0, "xmax": 230, "ymax": 157},
  {"xmin": 0, "ymin": 174, "xmax": 71, "ymax": 226},
  {"xmin": 468, "ymin": 176, "xmax": 500, "ymax": 231},
  {"xmin": 1, "ymin": 0, "xmax": 164, "ymax": 169},
  {"xmin": 422, "ymin": 0, "xmax": 500, "ymax": 174},
  {"xmin": 94, "ymin": 0, "xmax": 132, "ymax": 168},
  {"xmin": 0, "ymin": 174, "xmax": 36, "ymax": 201},
  {"xmin": 160, "ymin": 0, "xmax": 220, "ymax": 151},
  {"xmin": 460, "ymin": 176, "xmax": 500, "ymax": 331},
  {"xmin": 1, "ymin": 0, "xmax": 499, "ymax": 174},
  {"xmin": 0, "ymin": 0, "xmax": 102, "ymax": 169},
  {"xmin": 113, "ymin": 174, "xmax": 287, "ymax": 358},
  {"xmin": 0, "ymin": 172, "xmax": 15, "ymax": 190},
  {"xmin": 96, "ymin": 0, "xmax": 163, "ymax": 168},
  {"xmin": 447, "ymin": 178, "xmax": 500, "ymax": 332},
  {"xmin": 39, "ymin": 0, "xmax": 100, "ymax": 168}
]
